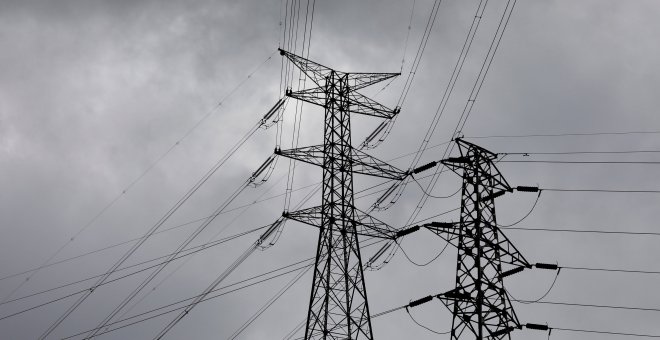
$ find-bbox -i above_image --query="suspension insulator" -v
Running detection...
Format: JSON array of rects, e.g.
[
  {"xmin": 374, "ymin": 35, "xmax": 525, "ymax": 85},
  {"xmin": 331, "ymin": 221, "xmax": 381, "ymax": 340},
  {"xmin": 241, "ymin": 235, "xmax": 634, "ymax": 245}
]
[
  {"xmin": 499, "ymin": 266, "xmax": 525, "ymax": 279},
  {"xmin": 408, "ymin": 295, "xmax": 434, "ymax": 308},
  {"xmin": 412, "ymin": 161, "xmax": 438, "ymax": 174},
  {"xmin": 258, "ymin": 218, "xmax": 286, "ymax": 250},
  {"xmin": 535, "ymin": 263, "xmax": 559, "ymax": 270},
  {"xmin": 443, "ymin": 156, "xmax": 471, "ymax": 164},
  {"xmin": 516, "ymin": 185, "xmax": 540, "ymax": 192},
  {"xmin": 364, "ymin": 121, "xmax": 388, "ymax": 144},
  {"xmin": 483, "ymin": 190, "xmax": 506, "ymax": 201},
  {"xmin": 365, "ymin": 242, "xmax": 394, "ymax": 271},
  {"xmin": 430, "ymin": 221, "xmax": 454, "ymax": 228},
  {"xmin": 395, "ymin": 226, "xmax": 420, "ymax": 238},
  {"xmin": 526, "ymin": 323, "xmax": 549, "ymax": 331},
  {"xmin": 492, "ymin": 326, "xmax": 516, "ymax": 337},
  {"xmin": 249, "ymin": 155, "xmax": 277, "ymax": 187}
]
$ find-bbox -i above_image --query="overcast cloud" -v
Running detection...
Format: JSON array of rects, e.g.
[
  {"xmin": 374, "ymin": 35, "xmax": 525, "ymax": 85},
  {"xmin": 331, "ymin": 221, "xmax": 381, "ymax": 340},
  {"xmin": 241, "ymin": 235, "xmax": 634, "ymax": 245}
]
[{"xmin": 1, "ymin": 1, "xmax": 660, "ymax": 339}]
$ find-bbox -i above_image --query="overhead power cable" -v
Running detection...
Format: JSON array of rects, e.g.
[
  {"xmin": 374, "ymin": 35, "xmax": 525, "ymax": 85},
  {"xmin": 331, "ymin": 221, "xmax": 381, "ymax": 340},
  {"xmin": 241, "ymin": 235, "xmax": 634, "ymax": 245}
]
[
  {"xmin": 405, "ymin": 0, "xmax": 518, "ymax": 226},
  {"xmin": 502, "ymin": 160, "xmax": 660, "ymax": 165},
  {"xmin": 504, "ymin": 226, "xmax": 660, "ymax": 237},
  {"xmin": 550, "ymin": 326, "xmax": 660, "ymax": 338},
  {"xmin": 61, "ymin": 259, "xmax": 314, "ymax": 340},
  {"xmin": 467, "ymin": 129, "xmax": 660, "ymax": 139},
  {"xmin": 0, "ymin": 225, "xmax": 268, "ymax": 310},
  {"xmin": 514, "ymin": 299, "xmax": 660, "ymax": 313},
  {"xmin": 502, "ymin": 150, "xmax": 660, "ymax": 156},
  {"xmin": 2, "ymin": 52, "xmax": 277, "ymax": 306},
  {"xmin": 38, "ymin": 97, "xmax": 271, "ymax": 340}
]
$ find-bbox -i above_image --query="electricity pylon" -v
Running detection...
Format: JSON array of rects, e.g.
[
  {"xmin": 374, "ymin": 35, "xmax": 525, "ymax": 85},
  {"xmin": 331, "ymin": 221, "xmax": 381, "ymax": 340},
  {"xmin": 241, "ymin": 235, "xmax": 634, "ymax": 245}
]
[
  {"xmin": 277, "ymin": 49, "xmax": 405, "ymax": 340},
  {"xmin": 423, "ymin": 138, "xmax": 532, "ymax": 339}
]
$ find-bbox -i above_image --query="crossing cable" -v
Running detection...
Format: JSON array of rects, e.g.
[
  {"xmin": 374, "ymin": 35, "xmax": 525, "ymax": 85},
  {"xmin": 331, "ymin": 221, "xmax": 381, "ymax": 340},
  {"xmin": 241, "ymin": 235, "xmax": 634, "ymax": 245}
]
[
  {"xmin": 37, "ymin": 109, "xmax": 270, "ymax": 340},
  {"xmin": 0, "ymin": 225, "xmax": 269, "ymax": 321},
  {"xmin": 226, "ymin": 264, "xmax": 313, "ymax": 340},
  {"xmin": 82, "ymin": 179, "xmax": 251, "ymax": 339},
  {"xmin": 60, "ymin": 259, "xmax": 314, "ymax": 340},
  {"xmin": 404, "ymin": 0, "xmax": 518, "ymax": 227},
  {"xmin": 399, "ymin": 0, "xmax": 417, "ymax": 74},
  {"xmin": 396, "ymin": 0, "xmax": 444, "ymax": 108},
  {"xmin": 0, "ymin": 143, "xmax": 418, "ymax": 291},
  {"xmin": 109, "ymin": 172, "xmax": 291, "ymax": 324},
  {"xmin": 69, "ymin": 237, "xmax": 387, "ymax": 340},
  {"xmin": 1, "ymin": 52, "xmax": 276, "ymax": 306}
]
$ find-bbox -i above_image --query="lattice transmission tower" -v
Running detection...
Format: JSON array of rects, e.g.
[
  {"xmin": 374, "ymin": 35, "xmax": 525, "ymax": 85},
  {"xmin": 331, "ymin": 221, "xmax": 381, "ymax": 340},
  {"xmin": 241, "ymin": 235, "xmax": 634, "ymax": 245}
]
[
  {"xmin": 276, "ymin": 49, "xmax": 407, "ymax": 340},
  {"xmin": 422, "ymin": 139, "xmax": 534, "ymax": 339}
]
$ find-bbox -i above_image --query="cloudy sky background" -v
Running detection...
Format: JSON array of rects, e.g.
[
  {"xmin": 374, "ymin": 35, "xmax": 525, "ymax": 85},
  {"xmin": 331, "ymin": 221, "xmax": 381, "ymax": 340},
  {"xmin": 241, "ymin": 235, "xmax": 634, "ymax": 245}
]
[{"xmin": 1, "ymin": 0, "xmax": 660, "ymax": 339}]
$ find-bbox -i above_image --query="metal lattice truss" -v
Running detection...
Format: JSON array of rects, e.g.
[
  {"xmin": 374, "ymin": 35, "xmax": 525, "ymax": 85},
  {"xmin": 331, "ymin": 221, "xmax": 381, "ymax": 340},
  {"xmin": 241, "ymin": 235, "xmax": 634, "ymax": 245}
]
[
  {"xmin": 426, "ymin": 139, "xmax": 529, "ymax": 339},
  {"xmin": 278, "ymin": 145, "xmax": 407, "ymax": 180},
  {"xmin": 285, "ymin": 205, "xmax": 397, "ymax": 240},
  {"xmin": 278, "ymin": 49, "xmax": 401, "ymax": 340},
  {"xmin": 280, "ymin": 49, "xmax": 400, "ymax": 119}
]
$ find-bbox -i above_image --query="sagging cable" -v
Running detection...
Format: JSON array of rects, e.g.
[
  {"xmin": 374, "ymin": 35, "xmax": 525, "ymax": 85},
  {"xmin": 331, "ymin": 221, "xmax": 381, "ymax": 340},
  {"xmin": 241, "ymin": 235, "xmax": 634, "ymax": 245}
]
[
  {"xmin": 249, "ymin": 155, "xmax": 278, "ymax": 188},
  {"xmin": 260, "ymin": 98, "xmax": 287, "ymax": 129}
]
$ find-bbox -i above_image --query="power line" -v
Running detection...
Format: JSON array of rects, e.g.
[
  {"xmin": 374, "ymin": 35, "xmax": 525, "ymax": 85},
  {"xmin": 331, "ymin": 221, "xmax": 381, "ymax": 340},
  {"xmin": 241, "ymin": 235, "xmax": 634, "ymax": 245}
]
[
  {"xmin": 502, "ymin": 150, "xmax": 660, "ymax": 156},
  {"xmin": 0, "ymin": 225, "xmax": 269, "ymax": 310},
  {"xmin": 562, "ymin": 266, "xmax": 660, "ymax": 276},
  {"xmin": 504, "ymin": 226, "xmax": 660, "ymax": 237},
  {"xmin": 515, "ymin": 299, "xmax": 660, "ymax": 313},
  {"xmin": 467, "ymin": 130, "xmax": 660, "ymax": 139},
  {"xmin": 542, "ymin": 188, "xmax": 660, "ymax": 194},
  {"xmin": 502, "ymin": 160, "xmax": 660, "ymax": 165},
  {"xmin": 551, "ymin": 326, "xmax": 660, "ymax": 338},
  {"xmin": 1, "ymin": 52, "xmax": 278, "ymax": 307}
]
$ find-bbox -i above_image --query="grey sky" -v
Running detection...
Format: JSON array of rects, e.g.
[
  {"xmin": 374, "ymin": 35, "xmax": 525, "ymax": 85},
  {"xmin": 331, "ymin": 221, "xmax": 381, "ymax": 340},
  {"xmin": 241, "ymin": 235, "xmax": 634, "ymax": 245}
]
[{"xmin": 1, "ymin": 0, "xmax": 660, "ymax": 339}]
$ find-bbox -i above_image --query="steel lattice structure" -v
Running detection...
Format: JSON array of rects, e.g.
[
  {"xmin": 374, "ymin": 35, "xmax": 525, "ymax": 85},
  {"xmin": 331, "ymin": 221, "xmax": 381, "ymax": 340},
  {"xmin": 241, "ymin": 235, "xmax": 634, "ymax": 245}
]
[
  {"xmin": 277, "ymin": 49, "xmax": 404, "ymax": 340},
  {"xmin": 423, "ymin": 139, "xmax": 531, "ymax": 339}
]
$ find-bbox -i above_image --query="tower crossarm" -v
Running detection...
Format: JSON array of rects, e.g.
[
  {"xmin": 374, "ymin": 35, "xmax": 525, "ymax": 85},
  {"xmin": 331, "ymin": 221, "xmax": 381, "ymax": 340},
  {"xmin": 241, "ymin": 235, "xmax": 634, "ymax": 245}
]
[
  {"xmin": 423, "ymin": 221, "xmax": 530, "ymax": 267},
  {"xmin": 286, "ymin": 86, "xmax": 400, "ymax": 119},
  {"xmin": 277, "ymin": 145, "xmax": 407, "ymax": 180},
  {"xmin": 283, "ymin": 206, "xmax": 397, "ymax": 240},
  {"xmin": 435, "ymin": 286, "xmax": 522, "ymax": 338},
  {"xmin": 279, "ymin": 49, "xmax": 335, "ymax": 87}
]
